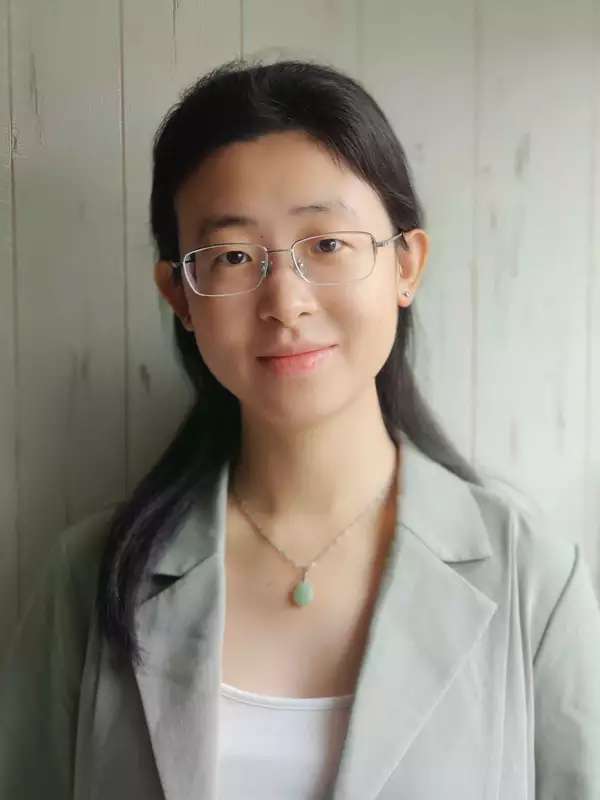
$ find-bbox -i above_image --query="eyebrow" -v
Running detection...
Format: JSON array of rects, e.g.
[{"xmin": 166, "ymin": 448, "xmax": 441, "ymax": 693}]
[{"xmin": 195, "ymin": 199, "xmax": 358, "ymax": 241}]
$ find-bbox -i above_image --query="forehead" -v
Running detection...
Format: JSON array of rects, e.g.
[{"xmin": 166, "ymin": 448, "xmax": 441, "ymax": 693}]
[{"xmin": 174, "ymin": 131, "xmax": 388, "ymax": 231}]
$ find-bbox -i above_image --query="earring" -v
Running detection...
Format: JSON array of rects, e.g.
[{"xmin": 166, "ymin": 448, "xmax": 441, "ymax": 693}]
[{"xmin": 403, "ymin": 291, "xmax": 411, "ymax": 298}]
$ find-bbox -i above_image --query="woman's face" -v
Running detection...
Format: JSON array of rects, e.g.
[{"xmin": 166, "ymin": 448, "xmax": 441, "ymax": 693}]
[{"xmin": 162, "ymin": 130, "xmax": 428, "ymax": 431}]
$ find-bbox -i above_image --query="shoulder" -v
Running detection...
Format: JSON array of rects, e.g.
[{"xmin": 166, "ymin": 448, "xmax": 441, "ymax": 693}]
[
  {"xmin": 58, "ymin": 501, "xmax": 122, "ymax": 568},
  {"xmin": 469, "ymin": 478, "xmax": 576, "ymax": 584},
  {"xmin": 467, "ymin": 479, "xmax": 591, "ymax": 655},
  {"xmin": 1, "ymin": 501, "xmax": 124, "ymax": 696},
  {"xmin": 46, "ymin": 501, "xmax": 124, "ymax": 619}
]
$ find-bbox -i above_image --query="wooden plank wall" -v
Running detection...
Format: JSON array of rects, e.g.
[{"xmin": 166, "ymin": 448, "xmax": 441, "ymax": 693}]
[{"xmin": 1, "ymin": 0, "xmax": 599, "ymax": 657}]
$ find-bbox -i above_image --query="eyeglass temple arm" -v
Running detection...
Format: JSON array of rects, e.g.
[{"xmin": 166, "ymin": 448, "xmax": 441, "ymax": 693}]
[{"xmin": 375, "ymin": 230, "xmax": 409, "ymax": 250}]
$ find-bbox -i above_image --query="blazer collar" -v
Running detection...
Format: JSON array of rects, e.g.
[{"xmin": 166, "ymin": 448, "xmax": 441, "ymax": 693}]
[
  {"xmin": 132, "ymin": 431, "xmax": 497, "ymax": 800},
  {"xmin": 152, "ymin": 429, "xmax": 492, "ymax": 578}
]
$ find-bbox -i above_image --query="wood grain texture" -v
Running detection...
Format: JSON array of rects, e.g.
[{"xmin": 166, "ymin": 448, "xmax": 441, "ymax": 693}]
[
  {"xmin": 242, "ymin": 0, "xmax": 360, "ymax": 75},
  {"xmin": 2, "ymin": 0, "xmax": 599, "ymax": 660},
  {"xmin": 8, "ymin": 0, "xmax": 126, "ymax": 629},
  {"xmin": 587, "ymin": 0, "xmax": 600, "ymax": 589},
  {"xmin": 474, "ymin": 0, "xmax": 596, "ymax": 570},
  {"xmin": 0, "ymin": 0, "xmax": 19, "ymax": 646}
]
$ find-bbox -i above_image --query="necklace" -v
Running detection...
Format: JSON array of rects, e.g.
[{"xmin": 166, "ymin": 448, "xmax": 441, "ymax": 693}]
[{"xmin": 229, "ymin": 465, "xmax": 397, "ymax": 608}]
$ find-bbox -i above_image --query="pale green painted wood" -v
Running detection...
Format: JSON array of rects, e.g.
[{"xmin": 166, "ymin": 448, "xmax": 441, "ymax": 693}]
[
  {"xmin": 1, "ymin": 0, "xmax": 599, "ymax": 670},
  {"xmin": 0, "ymin": 0, "xmax": 19, "ymax": 656},
  {"xmin": 473, "ymin": 0, "xmax": 595, "ymax": 575},
  {"xmin": 8, "ymin": 0, "xmax": 126, "ymax": 627},
  {"xmin": 588, "ymin": 7, "xmax": 600, "ymax": 590}
]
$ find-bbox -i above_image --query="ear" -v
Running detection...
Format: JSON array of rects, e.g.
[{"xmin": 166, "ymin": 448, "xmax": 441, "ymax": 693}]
[
  {"xmin": 154, "ymin": 260, "xmax": 194, "ymax": 331},
  {"xmin": 395, "ymin": 229, "xmax": 429, "ymax": 307}
]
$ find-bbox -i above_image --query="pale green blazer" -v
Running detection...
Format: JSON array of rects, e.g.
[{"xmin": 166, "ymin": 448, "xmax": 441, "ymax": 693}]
[{"xmin": 1, "ymin": 432, "xmax": 600, "ymax": 799}]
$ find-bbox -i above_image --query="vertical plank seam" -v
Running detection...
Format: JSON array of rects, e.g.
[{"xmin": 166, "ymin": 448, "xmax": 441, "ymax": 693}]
[
  {"xmin": 6, "ymin": 0, "xmax": 21, "ymax": 619},
  {"xmin": 586, "ymin": 0, "xmax": 600, "ymax": 587},
  {"xmin": 118, "ymin": 0, "xmax": 129, "ymax": 496},
  {"xmin": 471, "ymin": 0, "xmax": 482, "ymax": 469},
  {"xmin": 355, "ymin": 0, "xmax": 363, "ymax": 81}
]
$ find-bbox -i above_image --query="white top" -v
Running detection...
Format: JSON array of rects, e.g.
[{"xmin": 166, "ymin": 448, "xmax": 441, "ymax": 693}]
[{"xmin": 217, "ymin": 681, "xmax": 354, "ymax": 799}]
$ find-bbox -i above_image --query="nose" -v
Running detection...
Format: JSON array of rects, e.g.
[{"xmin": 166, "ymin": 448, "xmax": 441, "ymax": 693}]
[
  {"xmin": 261, "ymin": 247, "xmax": 307, "ymax": 284},
  {"xmin": 265, "ymin": 246, "xmax": 299, "ymax": 270},
  {"xmin": 256, "ymin": 248, "xmax": 317, "ymax": 323}
]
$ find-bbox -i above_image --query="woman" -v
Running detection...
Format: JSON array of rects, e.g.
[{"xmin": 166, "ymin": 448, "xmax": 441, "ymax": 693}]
[{"xmin": 1, "ymin": 57, "xmax": 599, "ymax": 800}]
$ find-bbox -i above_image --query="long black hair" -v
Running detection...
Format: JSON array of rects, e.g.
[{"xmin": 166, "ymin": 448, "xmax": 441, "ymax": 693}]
[{"xmin": 97, "ymin": 56, "xmax": 487, "ymax": 670}]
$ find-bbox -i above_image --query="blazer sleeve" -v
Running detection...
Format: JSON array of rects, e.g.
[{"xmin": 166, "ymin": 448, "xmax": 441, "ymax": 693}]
[
  {"xmin": 533, "ymin": 540, "xmax": 600, "ymax": 798},
  {"xmin": 0, "ymin": 509, "xmax": 111, "ymax": 800}
]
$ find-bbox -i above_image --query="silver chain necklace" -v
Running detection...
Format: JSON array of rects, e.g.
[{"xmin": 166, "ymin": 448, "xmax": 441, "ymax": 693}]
[{"xmin": 230, "ymin": 468, "xmax": 397, "ymax": 608}]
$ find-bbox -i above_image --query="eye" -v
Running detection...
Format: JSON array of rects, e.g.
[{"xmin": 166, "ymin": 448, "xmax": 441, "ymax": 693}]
[
  {"xmin": 214, "ymin": 249, "xmax": 252, "ymax": 267},
  {"xmin": 313, "ymin": 238, "xmax": 344, "ymax": 254}
]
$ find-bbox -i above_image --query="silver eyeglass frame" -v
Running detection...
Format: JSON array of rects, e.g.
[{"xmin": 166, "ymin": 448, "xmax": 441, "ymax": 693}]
[{"xmin": 170, "ymin": 229, "xmax": 409, "ymax": 297}]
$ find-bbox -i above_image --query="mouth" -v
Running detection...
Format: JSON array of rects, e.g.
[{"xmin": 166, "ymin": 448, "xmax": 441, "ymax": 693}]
[{"xmin": 256, "ymin": 344, "xmax": 337, "ymax": 376}]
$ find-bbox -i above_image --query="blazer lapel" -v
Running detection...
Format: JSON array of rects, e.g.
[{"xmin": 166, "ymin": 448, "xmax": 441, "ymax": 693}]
[
  {"xmin": 132, "ymin": 432, "xmax": 498, "ymax": 800},
  {"xmin": 132, "ymin": 467, "xmax": 229, "ymax": 800},
  {"xmin": 329, "ymin": 435, "xmax": 498, "ymax": 798}
]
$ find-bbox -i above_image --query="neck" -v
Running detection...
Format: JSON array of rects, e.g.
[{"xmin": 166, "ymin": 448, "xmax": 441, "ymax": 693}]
[{"xmin": 228, "ymin": 385, "xmax": 400, "ymax": 528}]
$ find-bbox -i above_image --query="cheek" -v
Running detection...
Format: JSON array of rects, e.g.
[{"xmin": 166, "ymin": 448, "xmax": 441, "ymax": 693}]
[
  {"xmin": 187, "ymin": 288, "xmax": 399, "ymax": 403},
  {"xmin": 190, "ymin": 309, "xmax": 253, "ymax": 393},
  {"xmin": 190, "ymin": 314, "xmax": 231, "ymax": 378},
  {"xmin": 340, "ymin": 291, "xmax": 399, "ymax": 374}
]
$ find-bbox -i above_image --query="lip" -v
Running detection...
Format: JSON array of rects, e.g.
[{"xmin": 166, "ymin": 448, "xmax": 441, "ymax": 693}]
[
  {"xmin": 258, "ymin": 343, "xmax": 335, "ymax": 358},
  {"xmin": 257, "ymin": 344, "xmax": 337, "ymax": 376}
]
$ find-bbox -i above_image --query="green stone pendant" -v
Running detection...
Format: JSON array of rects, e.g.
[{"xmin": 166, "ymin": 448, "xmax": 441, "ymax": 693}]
[{"xmin": 292, "ymin": 578, "xmax": 314, "ymax": 607}]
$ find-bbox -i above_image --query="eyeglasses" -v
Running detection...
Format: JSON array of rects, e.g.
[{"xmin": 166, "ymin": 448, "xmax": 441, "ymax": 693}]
[{"xmin": 170, "ymin": 230, "xmax": 409, "ymax": 297}]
